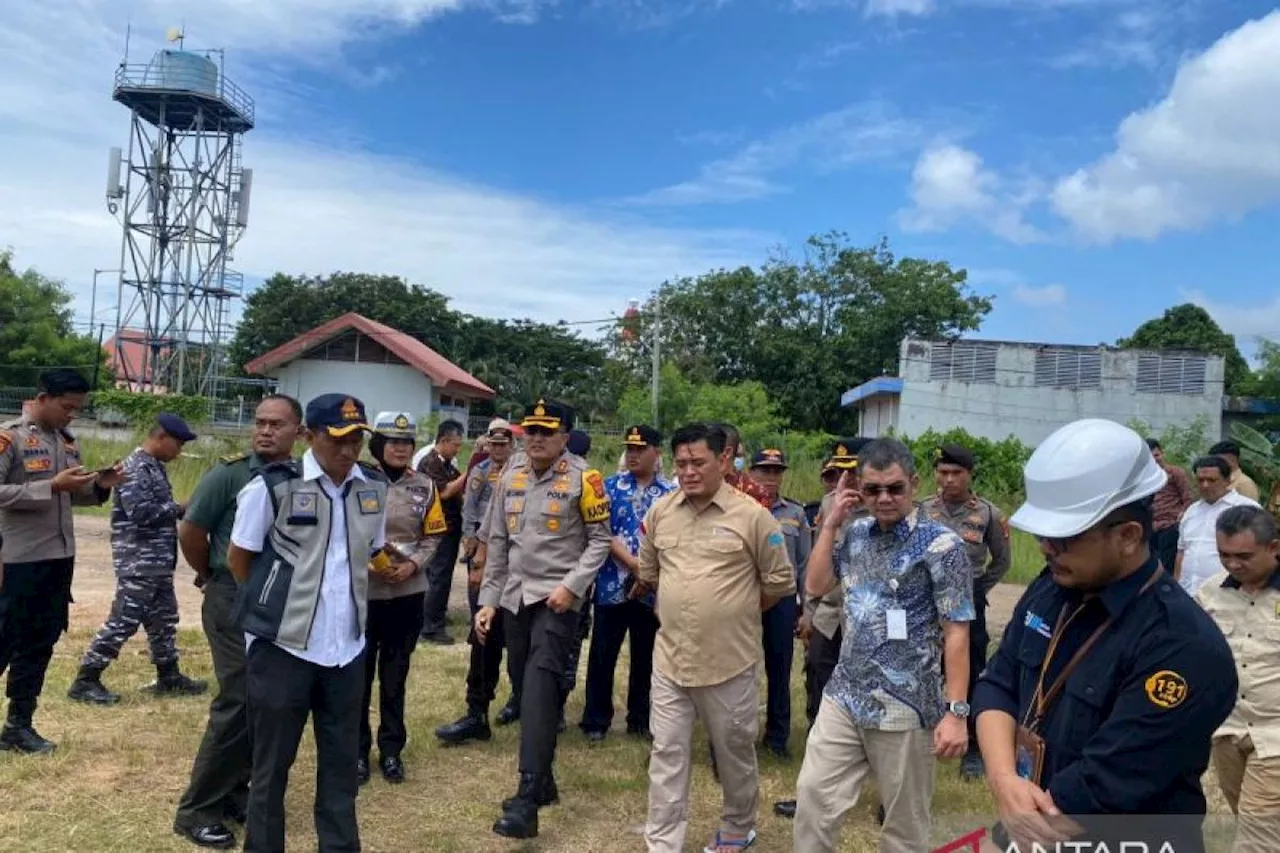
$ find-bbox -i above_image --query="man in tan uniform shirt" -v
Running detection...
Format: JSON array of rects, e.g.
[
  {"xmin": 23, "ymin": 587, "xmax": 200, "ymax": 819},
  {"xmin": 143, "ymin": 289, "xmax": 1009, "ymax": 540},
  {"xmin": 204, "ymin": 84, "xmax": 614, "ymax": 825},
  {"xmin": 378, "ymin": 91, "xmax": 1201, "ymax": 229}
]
[
  {"xmin": 1196, "ymin": 504, "xmax": 1280, "ymax": 853},
  {"xmin": 633, "ymin": 422, "xmax": 795, "ymax": 853}
]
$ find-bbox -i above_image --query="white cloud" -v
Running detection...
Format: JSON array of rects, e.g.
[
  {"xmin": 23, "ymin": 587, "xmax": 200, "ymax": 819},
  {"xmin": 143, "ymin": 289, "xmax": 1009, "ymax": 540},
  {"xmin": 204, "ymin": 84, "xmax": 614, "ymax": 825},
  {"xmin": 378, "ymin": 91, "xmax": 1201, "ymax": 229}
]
[
  {"xmin": 630, "ymin": 102, "xmax": 923, "ymax": 205},
  {"xmin": 1183, "ymin": 289, "xmax": 1280, "ymax": 352},
  {"xmin": 0, "ymin": 0, "xmax": 770, "ymax": 335},
  {"xmin": 1012, "ymin": 283, "xmax": 1067, "ymax": 307},
  {"xmin": 865, "ymin": 0, "xmax": 934, "ymax": 16},
  {"xmin": 897, "ymin": 144, "xmax": 1042, "ymax": 243},
  {"xmin": 1051, "ymin": 10, "xmax": 1280, "ymax": 243}
]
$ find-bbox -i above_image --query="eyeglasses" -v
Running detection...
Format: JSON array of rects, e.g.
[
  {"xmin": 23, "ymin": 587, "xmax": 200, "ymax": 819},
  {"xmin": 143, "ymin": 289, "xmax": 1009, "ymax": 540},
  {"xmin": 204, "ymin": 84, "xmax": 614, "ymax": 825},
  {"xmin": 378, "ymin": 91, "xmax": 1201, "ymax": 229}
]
[
  {"xmin": 525, "ymin": 426, "xmax": 556, "ymax": 437},
  {"xmin": 860, "ymin": 482, "xmax": 909, "ymax": 498},
  {"xmin": 1037, "ymin": 518, "xmax": 1132, "ymax": 556}
]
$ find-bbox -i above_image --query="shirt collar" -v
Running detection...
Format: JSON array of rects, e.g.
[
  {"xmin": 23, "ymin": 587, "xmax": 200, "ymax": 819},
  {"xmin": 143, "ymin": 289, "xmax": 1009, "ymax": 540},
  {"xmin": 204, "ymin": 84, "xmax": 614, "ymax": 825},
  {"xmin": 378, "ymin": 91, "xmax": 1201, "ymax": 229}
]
[
  {"xmin": 867, "ymin": 505, "xmax": 921, "ymax": 543},
  {"xmin": 302, "ymin": 449, "xmax": 366, "ymax": 487},
  {"xmin": 678, "ymin": 481, "xmax": 732, "ymax": 512},
  {"xmin": 1220, "ymin": 562, "xmax": 1280, "ymax": 592},
  {"xmin": 1087, "ymin": 553, "xmax": 1162, "ymax": 617}
]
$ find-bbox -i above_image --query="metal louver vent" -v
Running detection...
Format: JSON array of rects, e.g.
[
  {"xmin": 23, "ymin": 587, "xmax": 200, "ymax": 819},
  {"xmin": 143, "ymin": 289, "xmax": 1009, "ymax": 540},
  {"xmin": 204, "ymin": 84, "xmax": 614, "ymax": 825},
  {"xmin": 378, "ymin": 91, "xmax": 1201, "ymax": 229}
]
[
  {"xmin": 929, "ymin": 342, "xmax": 998, "ymax": 383},
  {"xmin": 1136, "ymin": 354, "xmax": 1207, "ymax": 395},
  {"xmin": 1034, "ymin": 349, "xmax": 1102, "ymax": 389}
]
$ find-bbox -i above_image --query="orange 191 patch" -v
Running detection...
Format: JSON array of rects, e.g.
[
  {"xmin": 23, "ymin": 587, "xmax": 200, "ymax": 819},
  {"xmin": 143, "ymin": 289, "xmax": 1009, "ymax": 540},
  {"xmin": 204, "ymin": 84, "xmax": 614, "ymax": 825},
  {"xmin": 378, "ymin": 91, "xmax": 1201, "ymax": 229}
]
[{"xmin": 1144, "ymin": 670, "xmax": 1188, "ymax": 709}]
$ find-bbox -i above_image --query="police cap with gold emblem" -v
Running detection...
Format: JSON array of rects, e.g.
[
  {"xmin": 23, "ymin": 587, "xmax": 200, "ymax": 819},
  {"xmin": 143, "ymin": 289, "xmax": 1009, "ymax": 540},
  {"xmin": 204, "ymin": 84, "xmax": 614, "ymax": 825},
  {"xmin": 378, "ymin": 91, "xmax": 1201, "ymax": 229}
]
[
  {"xmin": 306, "ymin": 393, "xmax": 372, "ymax": 437},
  {"xmin": 934, "ymin": 444, "xmax": 975, "ymax": 471},
  {"xmin": 829, "ymin": 436, "xmax": 871, "ymax": 470},
  {"xmin": 750, "ymin": 448, "xmax": 788, "ymax": 470},
  {"xmin": 520, "ymin": 398, "xmax": 574, "ymax": 432},
  {"xmin": 623, "ymin": 425, "xmax": 662, "ymax": 448},
  {"xmin": 373, "ymin": 411, "xmax": 417, "ymax": 440}
]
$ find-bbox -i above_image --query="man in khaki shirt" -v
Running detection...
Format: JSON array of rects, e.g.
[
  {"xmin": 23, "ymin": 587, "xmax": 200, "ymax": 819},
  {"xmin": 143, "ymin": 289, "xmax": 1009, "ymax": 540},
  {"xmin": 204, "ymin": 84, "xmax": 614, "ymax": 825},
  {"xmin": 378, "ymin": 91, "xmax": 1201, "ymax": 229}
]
[
  {"xmin": 1210, "ymin": 440, "xmax": 1261, "ymax": 502},
  {"xmin": 633, "ymin": 422, "xmax": 795, "ymax": 853},
  {"xmin": 1196, "ymin": 504, "xmax": 1280, "ymax": 853}
]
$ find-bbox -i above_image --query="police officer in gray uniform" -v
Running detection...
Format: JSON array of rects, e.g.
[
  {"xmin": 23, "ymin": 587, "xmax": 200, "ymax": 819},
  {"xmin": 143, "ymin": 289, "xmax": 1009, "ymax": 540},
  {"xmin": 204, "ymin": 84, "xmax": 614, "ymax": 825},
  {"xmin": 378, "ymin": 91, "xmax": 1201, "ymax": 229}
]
[
  {"xmin": 749, "ymin": 447, "xmax": 810, "ymax": 758},
  {"xmin": 921, "ymin": 442, "xmax": 1010, "ymax": 780},
  {"xmin": 68, "ymin": 413, "xmax": 207, "ymax": 705},
  {"xmin": 475, "ymin": 399, "xmax": 612, "ymax": 840},
  {"xmin": 0, "ymin": 369, "xmax": 124, "ymax": 754},
  {"xmin": 227, "ymin": 394, "xmax": 388, "ymax": 853}
]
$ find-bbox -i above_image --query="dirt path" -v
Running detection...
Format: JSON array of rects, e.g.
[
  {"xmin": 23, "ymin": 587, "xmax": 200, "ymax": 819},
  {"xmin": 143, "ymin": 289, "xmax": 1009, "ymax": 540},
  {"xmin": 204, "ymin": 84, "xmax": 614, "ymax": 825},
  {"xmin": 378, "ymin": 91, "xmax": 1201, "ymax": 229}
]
[{"xmin": 67, "ymin": 514, "xmax": 1029, "ymax": 637}]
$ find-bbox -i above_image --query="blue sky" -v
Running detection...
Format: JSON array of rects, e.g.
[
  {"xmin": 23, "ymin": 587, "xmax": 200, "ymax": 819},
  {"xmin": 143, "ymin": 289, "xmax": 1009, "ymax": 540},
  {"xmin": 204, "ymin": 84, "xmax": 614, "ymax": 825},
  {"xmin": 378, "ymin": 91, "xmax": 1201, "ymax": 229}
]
[{"xmin": 2, "ymin": 0, "xmax": 1279, "ymax": 359}]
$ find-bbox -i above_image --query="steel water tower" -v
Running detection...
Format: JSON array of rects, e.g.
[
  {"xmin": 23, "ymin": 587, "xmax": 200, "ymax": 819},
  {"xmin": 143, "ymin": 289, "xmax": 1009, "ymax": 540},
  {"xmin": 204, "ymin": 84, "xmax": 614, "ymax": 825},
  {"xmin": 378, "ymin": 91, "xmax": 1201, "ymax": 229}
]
[{"xmin": 105, "ymin": 29, "xmax": 254, "ymax": 397}]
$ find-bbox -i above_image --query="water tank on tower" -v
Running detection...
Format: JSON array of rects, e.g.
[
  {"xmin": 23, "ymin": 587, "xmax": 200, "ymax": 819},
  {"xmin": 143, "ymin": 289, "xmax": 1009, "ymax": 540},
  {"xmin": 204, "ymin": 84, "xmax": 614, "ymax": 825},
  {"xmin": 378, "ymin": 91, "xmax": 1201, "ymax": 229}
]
[{"xmin": 142, "ymin": 49, "xmax": 219, "ymax": 96}]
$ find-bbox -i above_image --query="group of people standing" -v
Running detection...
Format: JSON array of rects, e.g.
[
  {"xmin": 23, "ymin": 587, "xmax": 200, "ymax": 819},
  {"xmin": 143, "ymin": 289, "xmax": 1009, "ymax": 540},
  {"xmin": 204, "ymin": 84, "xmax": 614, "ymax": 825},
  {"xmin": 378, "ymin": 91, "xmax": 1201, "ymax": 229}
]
[{"xmin": 2, "ymin": 369, "xmax": 1277, "ymax": 853}]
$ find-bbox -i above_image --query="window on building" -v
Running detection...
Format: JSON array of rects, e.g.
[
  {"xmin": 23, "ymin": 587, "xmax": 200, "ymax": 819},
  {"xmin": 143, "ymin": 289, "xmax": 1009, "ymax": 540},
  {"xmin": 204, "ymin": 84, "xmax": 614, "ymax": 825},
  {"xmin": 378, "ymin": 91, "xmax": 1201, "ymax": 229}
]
[
  {"xmin": 929, "ymin": 341, "xmax": 998, "ymax": 383},
  {"xmin": 1034, "ymin": 348, "xmax": 1102, "ymax": 390},
  {"xmin": 1135, "ymin": 354, "xmax": 1207, "ymax": 395}
]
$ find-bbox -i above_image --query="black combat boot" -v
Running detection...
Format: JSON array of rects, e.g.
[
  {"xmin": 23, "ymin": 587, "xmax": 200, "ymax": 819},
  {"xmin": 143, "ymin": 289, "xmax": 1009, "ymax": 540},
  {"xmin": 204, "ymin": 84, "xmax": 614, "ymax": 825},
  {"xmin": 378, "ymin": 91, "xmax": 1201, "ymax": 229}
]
[
  {"xmin": 435, "ymin": 707, "xmax": 492, "ymax": 745},
  {"xmin": 67, "ymin": 664, "xmax": 122, "ymax": 706},
  {"xmin": 150, "ymin": 660, "xmax": 208, "ymax": 696},
  {"xmin": 0, "ymin": 703, "xmax": 55, "ymax": 754},
  {"xmin": 502, "ymin": 772, "xmax": 558, "ymax": 809},
  {"xmin": 495, "ymin": 695, "xmax": 520, "ymax": 726},
  {"xmin": 493, "ymin": 773, "xmax": 542, "ymax": 839}
]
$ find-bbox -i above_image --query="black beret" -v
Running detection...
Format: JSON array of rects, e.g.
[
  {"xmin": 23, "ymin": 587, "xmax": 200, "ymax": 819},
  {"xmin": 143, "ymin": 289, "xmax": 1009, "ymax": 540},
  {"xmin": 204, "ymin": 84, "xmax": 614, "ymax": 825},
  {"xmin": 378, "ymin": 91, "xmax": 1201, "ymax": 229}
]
[{"xmin": 934, "ymin": 444, "xmax": 975, "ymax": 471}]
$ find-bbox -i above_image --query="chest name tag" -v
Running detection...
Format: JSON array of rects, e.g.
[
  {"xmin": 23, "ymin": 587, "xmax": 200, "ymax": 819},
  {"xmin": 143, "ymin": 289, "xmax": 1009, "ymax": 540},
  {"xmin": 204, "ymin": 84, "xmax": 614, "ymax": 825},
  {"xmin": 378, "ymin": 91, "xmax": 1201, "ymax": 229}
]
[
  {"xmin": 357, "ymin": 490, "xmax": 382, "ymax": 515},
  {"xmin": 886, "ymin": 608, "xmax": 908, "ymax": 641},
  {"xmin": 288, "ymin": 493, "xmax": 319, "ymax": 525}
]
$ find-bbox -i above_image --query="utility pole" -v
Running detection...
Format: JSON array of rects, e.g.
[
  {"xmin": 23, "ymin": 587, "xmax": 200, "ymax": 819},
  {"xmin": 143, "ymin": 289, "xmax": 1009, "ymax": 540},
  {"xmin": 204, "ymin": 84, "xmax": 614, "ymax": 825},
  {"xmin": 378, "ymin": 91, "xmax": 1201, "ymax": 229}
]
[
  {"xmin": 90, "ymin": 268, "xmax": 122, "ymax": 334},
  {"xmin": 651, "ymin": 288, "xmax": 661, "ymax": 429}
]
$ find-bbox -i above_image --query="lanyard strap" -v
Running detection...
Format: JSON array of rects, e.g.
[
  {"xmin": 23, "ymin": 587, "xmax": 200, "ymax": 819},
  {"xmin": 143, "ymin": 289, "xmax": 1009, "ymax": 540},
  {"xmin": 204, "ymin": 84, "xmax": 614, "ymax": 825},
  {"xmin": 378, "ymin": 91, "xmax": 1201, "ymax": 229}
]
[{"xmin": 1024, "ymin": 566, "xmax": 1165, "ymax": 731}]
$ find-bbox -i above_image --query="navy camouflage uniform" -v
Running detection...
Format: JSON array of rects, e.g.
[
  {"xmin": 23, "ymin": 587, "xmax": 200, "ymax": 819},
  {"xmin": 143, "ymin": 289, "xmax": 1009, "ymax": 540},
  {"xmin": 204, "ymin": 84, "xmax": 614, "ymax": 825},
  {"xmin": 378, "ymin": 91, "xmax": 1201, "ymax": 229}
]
[{"xmin": 74, "ymin": 446, "xmax": 205, "ymax": 697}]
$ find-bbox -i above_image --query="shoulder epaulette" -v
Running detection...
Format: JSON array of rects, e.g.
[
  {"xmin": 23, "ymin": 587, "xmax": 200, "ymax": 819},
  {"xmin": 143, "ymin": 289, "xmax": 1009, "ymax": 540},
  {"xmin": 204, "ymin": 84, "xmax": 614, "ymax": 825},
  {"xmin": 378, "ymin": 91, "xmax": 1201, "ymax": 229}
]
[
  {"xmin": 260, "ymin": 459, "xmax": 302, "ymax": 478},
  {"xmin": 357, "ymin": 460, "xmax": 388, "ymax": 483},
  {"xmin": 220, "ymin": 452, "xmax": 249, "ymax": 465}
]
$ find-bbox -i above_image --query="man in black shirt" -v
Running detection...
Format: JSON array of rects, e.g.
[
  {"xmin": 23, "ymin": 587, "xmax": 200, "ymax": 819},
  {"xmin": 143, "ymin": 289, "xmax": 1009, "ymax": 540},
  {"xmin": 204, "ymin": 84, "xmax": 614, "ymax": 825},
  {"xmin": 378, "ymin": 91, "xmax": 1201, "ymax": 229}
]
[
  {"xmin": 417, "ymin": 419, "xmax": 466, "ymax": 644},
  {"xmin": 973, "ymin": 418, "xmax": 1236, "ymax": 853}
]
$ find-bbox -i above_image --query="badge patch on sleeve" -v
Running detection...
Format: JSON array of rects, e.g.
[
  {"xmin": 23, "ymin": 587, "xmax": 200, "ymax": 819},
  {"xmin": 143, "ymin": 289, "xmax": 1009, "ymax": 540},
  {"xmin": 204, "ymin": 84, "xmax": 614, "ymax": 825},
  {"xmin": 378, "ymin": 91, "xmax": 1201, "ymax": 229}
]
[
  {"xmin": 767, "ymin": 531, "xmax": 785, "ymax": 548},
  {"xmin": 1144, "ymin": 670, "xmax": 1188, "ymax": 709},
  {"xmin": 579, "ymin": 469, "xmax": 610, "ymax": 524},
  {"xmin": 423, "ymin": 492, "xmax": 448, "ymax": 535},
  {"xmin": 357, "ymin": 490, "xmax": 382, "ymax": 515}
]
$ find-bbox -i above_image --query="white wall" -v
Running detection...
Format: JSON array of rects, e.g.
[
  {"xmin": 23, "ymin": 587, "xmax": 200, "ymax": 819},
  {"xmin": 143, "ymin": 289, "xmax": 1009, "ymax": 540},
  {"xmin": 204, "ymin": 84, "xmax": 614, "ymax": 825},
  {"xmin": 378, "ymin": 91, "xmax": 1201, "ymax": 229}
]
[
  {"xmin": 858, "ymin": 396, "xmax": 898, "ymax": 437},
  {"xmin": 893, "ymin": 341, "xmax": 1226, "ymax": 447},
  {"xmin": 273, "ymin": 361, "xmax": 435, "ymax": 422}
]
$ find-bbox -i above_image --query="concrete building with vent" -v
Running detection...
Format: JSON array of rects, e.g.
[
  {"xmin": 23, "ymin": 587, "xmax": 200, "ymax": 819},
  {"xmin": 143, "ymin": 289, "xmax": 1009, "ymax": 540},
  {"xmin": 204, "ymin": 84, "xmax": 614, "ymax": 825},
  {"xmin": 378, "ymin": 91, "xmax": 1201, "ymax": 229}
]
[
  {"xmin": 842, "ymin": 337, "xmax": 1229, "ymax": 446},
  {"xmin": 243, "ymin": 313, "xmax": 495, "ymax": 425}
]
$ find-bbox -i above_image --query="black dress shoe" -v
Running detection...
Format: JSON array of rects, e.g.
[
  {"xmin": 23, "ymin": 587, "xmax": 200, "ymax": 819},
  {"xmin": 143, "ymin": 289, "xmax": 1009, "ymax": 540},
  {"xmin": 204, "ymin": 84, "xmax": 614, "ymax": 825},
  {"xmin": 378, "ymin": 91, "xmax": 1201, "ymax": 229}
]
[
  {"xmin": 380, "ymin": 754, "xmax": 405, "ymax": 784},
  {"xmin": 435, "ymin": 711, "xmax": 492, "ymax": 745},
  {"xmin": 0, "ymin": 723, "xmax": 55, "ymax": 755},
  {"xmin": 175, "ymin": 822, "xmax": 236, "ymax": 849},
  {"xmin": 495, "ymin": 697, "xmax": 520, "ymax": 726},
  {"xmin": 773, "ymin": 799, "xmax": 797, "ymax": 819},
  {"xmin": 357, "ymin": 756, "xmax": 370, "ymax": 786}
]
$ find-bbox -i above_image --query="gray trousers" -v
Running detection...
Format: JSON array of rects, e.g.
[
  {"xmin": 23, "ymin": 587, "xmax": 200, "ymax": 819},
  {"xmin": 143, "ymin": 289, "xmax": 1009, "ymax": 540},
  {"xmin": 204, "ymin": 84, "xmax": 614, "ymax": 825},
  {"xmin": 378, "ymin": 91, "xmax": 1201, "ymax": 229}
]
[
  {"xmin": 82, "ymin": 574, "xmax": 179, "ymax": 669},
  {"xmin": 175, "ymin": 575, "xmax": 251, "ymax": 829}
]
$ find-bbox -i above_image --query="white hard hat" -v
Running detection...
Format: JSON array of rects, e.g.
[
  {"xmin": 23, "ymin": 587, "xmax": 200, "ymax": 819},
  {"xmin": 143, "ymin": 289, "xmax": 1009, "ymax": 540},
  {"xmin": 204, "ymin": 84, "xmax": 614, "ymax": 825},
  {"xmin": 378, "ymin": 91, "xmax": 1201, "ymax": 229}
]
[{"xmin": 1010, "ymin": 418, "xmax": 1168, "ymax": 539}]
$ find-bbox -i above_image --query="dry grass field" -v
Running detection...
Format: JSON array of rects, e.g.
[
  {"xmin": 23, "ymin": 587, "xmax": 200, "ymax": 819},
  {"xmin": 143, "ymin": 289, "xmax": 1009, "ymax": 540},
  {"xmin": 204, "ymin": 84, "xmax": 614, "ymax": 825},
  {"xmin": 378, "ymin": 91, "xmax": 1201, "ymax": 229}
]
[{"xmin": 0, "ymin": 515, "xmax": 1226, "ymax": 853}]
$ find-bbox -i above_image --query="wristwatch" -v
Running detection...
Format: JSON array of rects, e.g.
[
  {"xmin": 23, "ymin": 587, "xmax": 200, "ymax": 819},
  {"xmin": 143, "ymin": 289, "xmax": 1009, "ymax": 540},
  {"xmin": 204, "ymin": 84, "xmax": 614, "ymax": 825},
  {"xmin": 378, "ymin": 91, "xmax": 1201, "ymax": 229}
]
[{"xmin": 946, "ymin": 700, "xmax": 971, "ymax": 718}]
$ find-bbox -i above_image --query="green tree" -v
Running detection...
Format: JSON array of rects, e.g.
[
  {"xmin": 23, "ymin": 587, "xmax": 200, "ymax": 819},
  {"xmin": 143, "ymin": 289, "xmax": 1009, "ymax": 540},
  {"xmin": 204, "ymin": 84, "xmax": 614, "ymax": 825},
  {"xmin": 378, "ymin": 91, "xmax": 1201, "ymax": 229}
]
[
  {"xmin": 0, "ymin": 251, "xmax": 109, "ymax": 388},
  {"xmin": 1117, "ymin": 304, "xmax": 1254, "ymax": 395},
  {"xmin": 616, "ymin": 363, "xmax": 785, "ymax": 448},
  {"xmin": 609, "ymin": 233, "xmax": 993, "ymax": 431}
]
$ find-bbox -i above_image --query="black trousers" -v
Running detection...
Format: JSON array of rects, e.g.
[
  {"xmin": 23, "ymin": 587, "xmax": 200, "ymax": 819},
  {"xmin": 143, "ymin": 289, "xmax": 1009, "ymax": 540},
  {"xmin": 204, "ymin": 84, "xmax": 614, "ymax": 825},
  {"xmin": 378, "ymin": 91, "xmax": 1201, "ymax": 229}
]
[
  {"xmin": 804, "ymin": 626, "xmax": 842, "ymax": 729},
  {"xmin": 421, "ymin": 532, "xmax": 462, "ymax": 637},
  {"xmin": 464, "ymin": 583, "xmax": 515, "ymax": 713},
  {"xmin": 966, "ymin": 586, "xmax": 990, "ymax": 743},
  {"xmin": 175, "ymin": 575, "xmax": 252, "ymax": 830},
  {"xmin": 761, "ymin": 595, "xmax": 798, "ymax": 749},
  {"xmin": 562, "ymin": 595, "xmax": 593, "ymax": 697},
  {"xmin": 580, "ymin": 599, "xmax": 658, "ymax": 734},
  {"xmin": 0, "ymin": 558, "xmax": 74, "ymax": 722},
  {"xmin": 506, "ymin": 601, "xmax": 579, "ymax": 778},
  {"xmin": 360, "ymin": 592, "xmax": 425, "ymax": 759},
  {"xmin": 1152, "ymin": 526, "xmax": 1179, "ymax": 575},
  {"xmin": 244, "ymin": 640, "xmax": 365, "ymax": 853}
]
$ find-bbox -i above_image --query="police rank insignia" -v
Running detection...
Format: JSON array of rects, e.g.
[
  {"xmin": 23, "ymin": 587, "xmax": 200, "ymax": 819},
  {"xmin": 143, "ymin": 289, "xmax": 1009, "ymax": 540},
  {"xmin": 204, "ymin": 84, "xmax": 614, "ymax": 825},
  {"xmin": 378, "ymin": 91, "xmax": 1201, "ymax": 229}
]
[
  {"xmin": 358, "ymin": 490, "xmax": 382, "ymax": 514},
  {"xmin": 341, "ymin": 399, "xmax": 361, "ymax": 421},
  {"xmin": 24, "ymin": 434, "xmax": 41, "ymax": 449},
  {"xmin": 555, "ymin": 459, "xmax": 569, "ymax": 474},
  {"xmin": 394, "ymin": 414, "xmax": 410, "ymax": 429},
  {"xmin": 546, "ymin": 518, "xmax": 561, "ymax": 532},
  {"xmin": 1144, "ymin": 669, "xmax": 1188, "ymax": 709}
]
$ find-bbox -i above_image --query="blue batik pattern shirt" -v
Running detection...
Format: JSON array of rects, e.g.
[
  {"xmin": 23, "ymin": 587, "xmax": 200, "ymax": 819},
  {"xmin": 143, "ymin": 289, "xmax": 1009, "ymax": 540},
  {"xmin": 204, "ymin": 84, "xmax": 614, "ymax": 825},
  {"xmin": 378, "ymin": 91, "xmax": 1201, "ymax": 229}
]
[
  {"xmin": 824, "ymin": 505, "xmax": 975, "ymax": 730},
  {"xmin": 594, "ymin": 471, "xmax": 676, "ymax": 607}
]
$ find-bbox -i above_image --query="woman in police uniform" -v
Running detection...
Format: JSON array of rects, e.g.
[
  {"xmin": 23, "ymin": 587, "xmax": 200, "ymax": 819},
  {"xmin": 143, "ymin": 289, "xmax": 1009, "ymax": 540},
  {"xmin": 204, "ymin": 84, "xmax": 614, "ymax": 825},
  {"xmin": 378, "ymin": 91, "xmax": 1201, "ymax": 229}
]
[{"xmin": 359, "ymin": 412, "xmax": 448, "ymax": 785}]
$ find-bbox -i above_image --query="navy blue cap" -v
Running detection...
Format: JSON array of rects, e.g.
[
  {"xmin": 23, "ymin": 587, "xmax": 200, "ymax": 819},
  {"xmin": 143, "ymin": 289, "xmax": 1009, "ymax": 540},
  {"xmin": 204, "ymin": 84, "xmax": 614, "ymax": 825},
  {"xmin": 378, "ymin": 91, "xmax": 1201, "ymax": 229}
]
[
  {"xmin": 305, "ymin": 394, "xmax": 371, "ymax": 437},
  {"xmin": 623, "ymin": 425, "xmax": 662, "ymax": 448},
  {"xmin": 750, "ymin": 447, "xmax": 788, "ymax": 469},
  {"xmin": 567, "ymin": 429, "xmax": 591, "ymax": 456},
  {"xmin": 521, "ymin": 398, "xmax": 575, "ymax": 432},
  {"xmin": 156, "ymin": 412, "xmax": 197, "ymax": 442}
]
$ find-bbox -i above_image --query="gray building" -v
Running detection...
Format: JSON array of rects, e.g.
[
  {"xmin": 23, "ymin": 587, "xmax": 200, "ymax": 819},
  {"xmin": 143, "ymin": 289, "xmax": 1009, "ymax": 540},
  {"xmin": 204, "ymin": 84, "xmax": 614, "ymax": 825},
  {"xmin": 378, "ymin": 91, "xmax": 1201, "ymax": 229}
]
[{"xmin": 843, "ymin": 337, "xmax": 1227, "ymax": 447}]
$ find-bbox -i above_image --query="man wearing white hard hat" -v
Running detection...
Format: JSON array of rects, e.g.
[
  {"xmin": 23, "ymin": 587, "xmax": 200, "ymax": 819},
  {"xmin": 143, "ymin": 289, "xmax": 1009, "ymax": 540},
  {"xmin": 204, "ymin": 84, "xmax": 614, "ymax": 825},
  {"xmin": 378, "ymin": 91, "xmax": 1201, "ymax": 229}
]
[{"xmin": 972, "ymin": 418, "xmax": 1237, "ymax": 853}]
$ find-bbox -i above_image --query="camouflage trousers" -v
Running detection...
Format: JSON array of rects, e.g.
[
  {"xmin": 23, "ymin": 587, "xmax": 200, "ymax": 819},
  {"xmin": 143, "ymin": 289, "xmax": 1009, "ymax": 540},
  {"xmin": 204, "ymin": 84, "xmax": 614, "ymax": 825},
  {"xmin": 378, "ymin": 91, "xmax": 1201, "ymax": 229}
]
[{"xmin": 81, "ymin": 574, "xmax": 180, "ymax": 670}]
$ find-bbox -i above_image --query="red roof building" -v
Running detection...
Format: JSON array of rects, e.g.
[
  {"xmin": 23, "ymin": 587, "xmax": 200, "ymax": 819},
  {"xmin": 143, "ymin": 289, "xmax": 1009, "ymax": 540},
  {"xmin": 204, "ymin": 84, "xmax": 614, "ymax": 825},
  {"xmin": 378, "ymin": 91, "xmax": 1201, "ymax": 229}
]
[{"xmin": 243, "ymin": 312, "xmax": 494, "ymax": 421}]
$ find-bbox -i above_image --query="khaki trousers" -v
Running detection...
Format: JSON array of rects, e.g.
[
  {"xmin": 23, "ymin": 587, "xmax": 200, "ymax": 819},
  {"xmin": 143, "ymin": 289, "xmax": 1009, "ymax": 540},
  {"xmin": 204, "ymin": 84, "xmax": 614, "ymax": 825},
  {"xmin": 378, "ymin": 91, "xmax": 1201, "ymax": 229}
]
[
  {"xmin": 794, "ymin": 696, "xmax": 935, "ymax": 853},
  {"xmin": 1212, "ymin": 734, "xmax": 1280, "ymax": 853},
  {"xmin": 645, "ymin": 665, "xmax": 759, "ymax": 853}
]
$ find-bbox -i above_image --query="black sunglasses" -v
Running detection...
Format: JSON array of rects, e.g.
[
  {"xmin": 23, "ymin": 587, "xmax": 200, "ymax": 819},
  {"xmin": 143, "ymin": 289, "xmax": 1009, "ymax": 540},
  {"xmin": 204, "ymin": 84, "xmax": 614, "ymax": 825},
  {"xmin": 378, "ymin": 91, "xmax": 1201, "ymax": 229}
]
[{"xmin": 860, "ymin": 482, "xmax": 909, "ymax": 498}]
